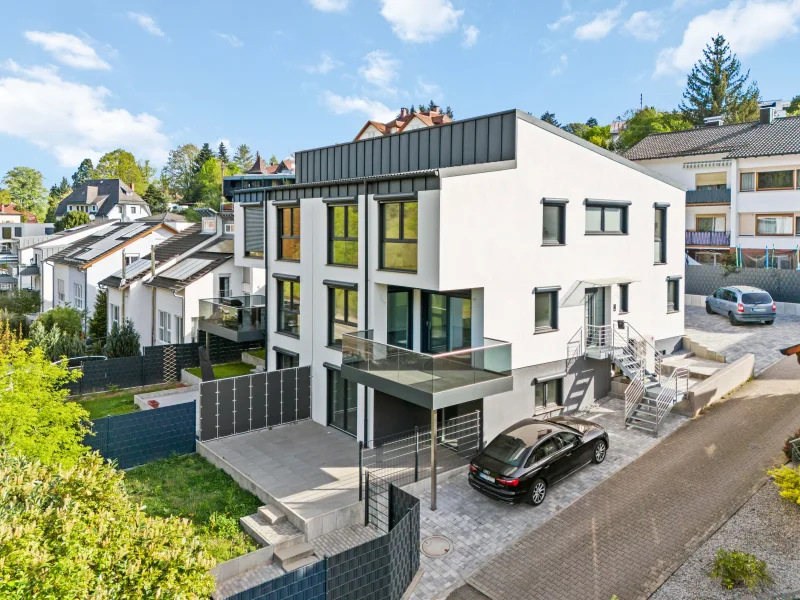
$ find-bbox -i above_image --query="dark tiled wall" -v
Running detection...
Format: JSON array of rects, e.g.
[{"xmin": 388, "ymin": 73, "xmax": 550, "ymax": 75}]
[
  {"xmin": 686, "ymin": 264, "xmax": 800, "ymax": 303},
  {"xmin": 226, "ymin": 560, "xmax": 327, "ymax": 600}
]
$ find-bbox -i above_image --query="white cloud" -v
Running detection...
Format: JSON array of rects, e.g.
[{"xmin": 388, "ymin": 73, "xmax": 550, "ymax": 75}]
[
  {"xmin": 551, "ymin": 54, "xmax": 569, "ymax": 76},
  {"xmin": 309, "ymin": 0, "xmax": 348, "ymax": 11},
  {"xmin": 0, "ymin": 61, "xmax": 169, "ymax": 167},
  {"xmin": 574, "ymin": 2, "xmax": 627, "ymax": 40},
  {"xmin": 305, "ymin": 52, "xmax": 342, "ymax": 75},
  {"xmin": 379, "ymin": 0, "xmax": 463, "ymax": 43},
  {"xmin": 321, "ymin": 91, "xmax": 396, "ymax": 122},
  {"xmin": 655, "ymin": 0, "xmax": 800, "ymax": 76},
  {"xmin": 24, "ymin": 31, "xmax": 110, "ymax": 70},
  {"xmin": 415, "ymin": 78, "xmax": 444, "ymax": 102},
  {"xmin": 548, "ymin": 14, "xmax": 576, "ymax": 31},
  {"xmin": 216, "ymin": 33, "xmax": 244, "ymax": 47},
  {"xmin": 462, "ymin": 25, "xmax": 479, "ymax": 47},
  {"xmin": 624, "ymin": 10, "xmax": 662, "ymax": 41},
  {"xmin": 127, "ymin": 12, "xmax": 165, "ymax": 37},
  {"xmin": 359, "ymin": 50, "xmax": 400, "ymax": 94}
]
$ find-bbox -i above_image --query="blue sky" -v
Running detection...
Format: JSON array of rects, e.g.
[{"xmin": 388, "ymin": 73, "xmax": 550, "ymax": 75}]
[{"xmin": 1, "ymin": 0, "xmax": 799, "ymax": 186}]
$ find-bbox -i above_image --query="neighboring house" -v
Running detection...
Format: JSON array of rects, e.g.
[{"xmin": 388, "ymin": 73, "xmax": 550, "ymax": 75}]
[
  {"xmin": 354, "ymin": 106, "xmax": 452, "ymax": 141},
  {"xmin": 137, "ymin": 212, "xmax": 194, "ymax": 232},
  {"xmin": 0, "ymin": 221, "xmax": 56, "ymax": 293},
  {"xmin": 233, "ymin": 109, "xmax": 685, "ymax": 444},
  {"xmin": 223, "ymin": 154, "xmax": 296, "ymax": 202},
  {"xmin": 55, "ymin": 179, "xmax": 151, "ymax": 223},
  {"xmin": 0, "ymin": 203, "xmax": 38, "ymax": 223},
  {"xmin": 46, "ymin": 222, "xmax": 177, "ymax": 330},
  {"xmin": 626, "ymin": 105, "xmax": 800, "ymax": 268}
]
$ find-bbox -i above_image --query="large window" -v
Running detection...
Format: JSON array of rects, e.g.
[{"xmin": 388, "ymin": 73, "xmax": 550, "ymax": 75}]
[
  {"xmin": 73, "ymin": 283, "xmax": 83, "ymax": 309},
  {"xmin": 380, "ymin": 201, "xmax": 417, "ymax": 271},
  {"xmin": 275, "ymin": 349, "xmax": 299, "ymax": 369},
  {"xmin": 387, "ymin": 287, "xmax": 413, "ymax": 348},
  {"xmin": 328, "ymin": 204, "xmax": 358, "ymax": 266},
  {"xmin": 535, "ymin": 379, "xmax": 563, "ymax": 409},
  {"xmin": 667, "ymin": 278, "xmax": 680, "ymax": 313},
  {"xmin": 756, "ymin": 215, "xmax": 793, "ymax": 236},
  {"xmin": 757, "ymin": 170, "xmax": 794, "ymax": 190},
  {"xmin": 542, "ymin": 200, "xmax": 566, "ymax": 245},
  {"xmin": 696, "ymin": 215, "xmax": 726, "ymax": 232},
  {"xmin": 654, "ymin": 207, "xmax": 667, "ymax": 264},
  {"xmin": 158, "ymin": 310, "xmax": 171, "ymax": 343},
  {"xmin": 278, "ymin": 206, "xmax": 300, "ymax": 261},
  {"xmin": 277, "ymin": 279, "xmax": 300, "ymax": 336},
  {"xmin": 328, "ymin": 286, "xmax": 358, "ymax": 347},
  {"xmin": 585, "ymin": 203, "xmax": 627, "ymax": 234},
  {"xmin": 534, "ymin": 288, "xmax": 558, "ymax": 332},
  {"xmin": 327, "ymin": 367, "xmax": 357, "ymax": 437},
  {"xmin": 422, "ymin": 291, "xmax": 471, "ymax": 354}
]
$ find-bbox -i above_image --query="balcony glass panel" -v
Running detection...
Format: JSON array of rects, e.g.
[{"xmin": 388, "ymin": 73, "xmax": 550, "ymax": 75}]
[{"xmin": 198, "ymin": 295, "xmax": 265, "ymax": 334}]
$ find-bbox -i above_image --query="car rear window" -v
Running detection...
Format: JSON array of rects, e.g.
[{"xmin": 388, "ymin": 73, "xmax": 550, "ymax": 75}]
[
  {"xmin": 742, "ymin": 293, "xmax": 772, "ymax": 304},
  {"xmin": 482, "ymin": 434, "xmax": 529, "ymax": 467}
]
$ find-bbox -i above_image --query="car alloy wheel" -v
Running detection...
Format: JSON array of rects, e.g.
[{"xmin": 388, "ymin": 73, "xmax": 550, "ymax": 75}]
[
  {"xmin": 593, "ymin": 440, "xmax": 607, "ymax": 464},
  {"xmin": 529, "ymin": 479, "xmax": 547, "ymax": 506}
]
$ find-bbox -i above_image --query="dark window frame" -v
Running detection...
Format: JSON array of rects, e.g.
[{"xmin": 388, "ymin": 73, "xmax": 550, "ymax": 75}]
[
  {"xmin": 667, "ymin": 278, "xmax": 680, "ymax": 314},
  {"xmin": 535, "ymin": 378, "xmax": 563, "ymax": 410},
  {"xmin": 327, "ymin": 203, "xmax": 359, "ymax": 267},
  {"xmin": 277, "ymin": 279, "xmax": 300, "ymax": 337},
  {"xmin": 542, "ymin": 200, "xmax": 566, "ymax": 246},
  {"xmin": 534, "ymin": 289, "xmax": 559, "ymax": 333},
  {"xmin": 277, "ymin": 206, "xmax": 300, "ymax": 261},
  {"xmin": 654, "ymin": 206, "xmax": 667, "ymax": 264},
  {"xmin": 379, "ymin": 200, "xmax": 418, "ymax": 272},
  {"xmin": 387, "ymin": 286, "xmax": 413, "ymax": 349},
  {"xmin": 328, "ymin": 286, "xmax": 359, "ymax": 348},
  {"xmin": 326, "ymin": 366, "xmax": 358, "ymax": 437},
  {"xmin": 585, "ymin": 202, "xmax": 629, "ymax": 235},
  {"xmin": 275, "ymin": 350, "xmax": 299, "ymax": 369},
  {"xmin": 619, "ymin": 283, "xmax": 629, "ymax": 314}
]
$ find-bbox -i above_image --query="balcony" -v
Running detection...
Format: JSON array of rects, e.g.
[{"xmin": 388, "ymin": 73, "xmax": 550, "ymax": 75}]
[
  {"xmin": 686, "ymin": 188, "xmax": 731, "ymax": 205},
  {"xmin": 341, "ymin": 330, "xmax": 513, "ymax": 410},
  {"xmin": 197, "ymin": 295, "xmax": 265, "ymax": 342},
  {"xmin": 685, "ymin": 230, "xmax": 731, "ymax": 246}
]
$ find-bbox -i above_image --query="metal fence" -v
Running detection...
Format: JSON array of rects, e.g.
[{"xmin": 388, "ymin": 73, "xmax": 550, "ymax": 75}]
[
  {"xmin": 364, "ymin": 470, "xmax": 391, "ymax": 534},
  {"xmin": 791, "ymin": 438, "xmax": 800, "ymax": 464},
  {"xmin": 198, "ymin": 366, "xmax": 311, "ymax": 442},
  {"xmin": 360, "ymin": 411, "xmax": 482, "ymax": 496},
  {"xmin": 686, "ymin": 264, "xmax": 800, "ymax": 303}
]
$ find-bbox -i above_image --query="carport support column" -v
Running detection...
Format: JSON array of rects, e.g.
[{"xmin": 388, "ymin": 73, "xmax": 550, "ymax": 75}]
[{"xmin": 430, "ymin": 409, "xmax": 437, "ymax": 511}]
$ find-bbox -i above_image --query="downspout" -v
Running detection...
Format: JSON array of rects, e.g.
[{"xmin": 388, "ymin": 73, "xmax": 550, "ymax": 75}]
[
  {"xmin": 120, "ymin": 250, "xmax": 126, "ymax": 323},
  {"xmin": 150, "ymin": 245, "xmax": 156, "ymax": 346},
  {"xmin": 362, "ymin": 177, "xmax": 369, "ymax": 444},
  {"xmin": 83, "ymin": 268, "xmax": 88, "ymax": 334}
]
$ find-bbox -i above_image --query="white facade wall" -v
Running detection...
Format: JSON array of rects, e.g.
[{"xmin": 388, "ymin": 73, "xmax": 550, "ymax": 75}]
[{"xmin": 233, "ymin": 202, "xmax": 267, "ymax": 296}]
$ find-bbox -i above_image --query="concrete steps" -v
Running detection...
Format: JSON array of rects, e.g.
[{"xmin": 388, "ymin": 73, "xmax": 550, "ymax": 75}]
[
  {"xmin": 274, "ymin": 542, "xmax": 321, "ymax": 573},
  {"xmin": 258, "ymin": 504, "xmax": 287, "ymax": 525},
  {"xmin": 239, "ymin": 512, "xmax": 304, "ymax": 551}
]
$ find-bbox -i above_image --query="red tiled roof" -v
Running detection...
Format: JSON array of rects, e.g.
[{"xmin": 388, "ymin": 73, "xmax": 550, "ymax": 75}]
[
  {"xmin": 0, "ymin": 203, "xmax": 38, "ymax": 222},
  {"xmin": 355, "ymin": 109, "xmax": 453, "ymax": 140}
]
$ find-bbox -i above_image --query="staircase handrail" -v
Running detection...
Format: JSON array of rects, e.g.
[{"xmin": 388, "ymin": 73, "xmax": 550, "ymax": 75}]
[
  {"xmin": 567, "ymin": 327, "xmax": 583, "ymax": 356},
  {"xmin": 654, "ymin": 366, "xmax": 689, "ymax": 435},
  {"xmin": 621, "ymin": 322, "xmax": 664, "ymax": 385},
  {"xmin": 625, "ymin": 366, "xmax": 644, "ymax": 420}
]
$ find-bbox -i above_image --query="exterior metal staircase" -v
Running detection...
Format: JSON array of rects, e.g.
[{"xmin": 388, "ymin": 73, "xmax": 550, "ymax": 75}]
[{"xmin": 585, "ymin": 323, "xmax": 689, "ymax": 436}]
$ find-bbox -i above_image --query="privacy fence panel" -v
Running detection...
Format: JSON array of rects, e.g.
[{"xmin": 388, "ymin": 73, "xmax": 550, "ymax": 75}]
[
  {"xmin": 686, "ymin": 264, "xmax": 800, "ymax": 304},
  {"xmin": 207, "ymin": 335, "xmax": 264, "ymax": 364},
  {"xmin": 143, "ymin": 342, "xmax": 200, "ymax": 385},
  {"xmin": 198, "ymin": 366, "xmax": 312, "ymax": 442},
  {"xmin": 80, "ymin": 356, "xmax": 144, "ymax": 394},
  {"xmin": 85, "ymin": 401, "xmax": 196, "ymax": 469},
  {"xmin": 224, "ymin": 557, "xmax": 327, "ymax": 600}
]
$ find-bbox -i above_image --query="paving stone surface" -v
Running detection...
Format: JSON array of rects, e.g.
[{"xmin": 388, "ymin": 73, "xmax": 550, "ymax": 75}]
[
  {"xmin": 310, "ymin": 523, "xmax": 382, "ymax": 557},
  {"xmin": 446, "ymin": 356, "xmax": 800, "ymax": 600},
  {"xmin": 213, "ymin": 562, "xmax": 284, "ymax": 599},
  {"xmin": 408, "ymin": 397, "xmax": 687, "ymax": 600},
  {"xmin": 685, "ymin": 305, "xmax": 800, "ymax": 374}
]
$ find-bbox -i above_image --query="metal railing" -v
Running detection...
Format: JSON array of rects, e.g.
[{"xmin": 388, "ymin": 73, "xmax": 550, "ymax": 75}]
[
  {"xmin": 625, "ymin": 367, "xmax": 645, "ymax": 421},
  {"xmin": 791, "ymin": 438, "xmax": 800, "ymax": 465},
  {"xmin": 686, "ymin": 230, "xmax": 731, "ymax": 246},
  {"xmin": 654, "ymin": 366, "xmax": 690, "ymax": 435},
  {"xmin": 198, "ymin": 294, "xmax": 265, "ymax": 334},
  {"xmin": 686, "ymin": 188, "xmax": 731, "ymax": 205}
]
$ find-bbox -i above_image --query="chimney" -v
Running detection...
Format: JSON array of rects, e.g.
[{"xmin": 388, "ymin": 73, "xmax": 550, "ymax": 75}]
[
  {"xmin": 86, "ymin": 185, "xmax": 98, "ymax": 203},
  {"xmin": 760, "ymin": 106, "xmax": 775, "ymax": 125},
  {"xmin": 432, "ymin": 105, "xmax": 440, "ymax": 114},
  {"xmin": 399, "ymin": 107, "xmax": 408, "ymax": 118},
  {"xmin": 703, "ymin": 116, "xmax": 725, "ymax": 127}
]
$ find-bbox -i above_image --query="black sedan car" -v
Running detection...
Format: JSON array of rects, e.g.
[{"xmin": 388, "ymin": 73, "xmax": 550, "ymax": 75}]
[{"xmin": 468, "ymin": 416, "xmax": 609, "ymax": 506}]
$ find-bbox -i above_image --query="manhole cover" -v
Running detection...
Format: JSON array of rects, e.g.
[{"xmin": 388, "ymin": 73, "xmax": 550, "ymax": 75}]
[{"xmin": 421, "ymin": 536, "xmax": 452, "ymax": 558}]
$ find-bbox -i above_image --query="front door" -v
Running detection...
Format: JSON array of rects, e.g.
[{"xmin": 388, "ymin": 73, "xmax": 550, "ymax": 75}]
[
  {"xmin": 219, "ymin": 275, "xmax": 231, "ymax": 299},
  {"xmin": 328, "ymin": 368, "xmax": 357, "ymax": 437},
  {"xmin": 585, "ymin": 287, "xmax": 606, "ymax": 345}
]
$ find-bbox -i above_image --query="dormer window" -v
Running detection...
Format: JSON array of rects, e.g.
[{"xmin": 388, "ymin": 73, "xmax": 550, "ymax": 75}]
[
  {"xmin": 202, "ymin": 218, "xmax": 216, "ymax": 234},
  {"xmin": 224, "ymin": 223, "xmax": 235, "ymax": 234}
]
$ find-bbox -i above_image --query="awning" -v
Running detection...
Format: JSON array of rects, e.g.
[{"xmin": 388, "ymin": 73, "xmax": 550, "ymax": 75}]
[
  {"xmin": 0, "ymin": 274, "xmax": 18, "ymax": 285},
  {"xmin": 19, "ymin": 265, "xmax": 39, "ymax": 276},
  {"xmin": 561, "ymin": 277, "xmax": 639, "ymax": 307}
]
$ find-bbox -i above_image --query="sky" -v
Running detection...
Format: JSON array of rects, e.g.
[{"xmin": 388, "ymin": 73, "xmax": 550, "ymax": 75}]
[{"xmin": 1, "ymin": 0, "xmax": 799, "ymax": 187}]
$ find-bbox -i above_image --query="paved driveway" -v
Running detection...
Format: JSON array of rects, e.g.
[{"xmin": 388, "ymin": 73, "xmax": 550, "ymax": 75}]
[
  {"xmin": 448, "ymin": 356, "xmax": 800, "ymax": 600},
  {"xmin": 685, "ymin": 305, "xmax": 800, "ymax": 375}
]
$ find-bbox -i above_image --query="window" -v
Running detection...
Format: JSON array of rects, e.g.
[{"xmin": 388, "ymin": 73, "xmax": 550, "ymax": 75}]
[
  {"xmin": 740, "ymin": 172, "xmax": 755, "ymax": 192},
  {"xmin": 242, "ymin": 267, "xmax": 251, "ymax": 285},
  {"xmin": 535, "ymin": 379, "xmax": 563, "ymax": 409},
  {"xmin": 328, "ymin": 204, "xmax": 358, "ymax": 266},
  {"xmin": 696, "ymin": 215, "xmax": 726, "ymax": 232},
  {"xmin": 542, "ymin": 201, "xmax": 566, "ymax": 245},
  {"xmin": 667, "ymin": 278, "xmax": 680, "ymax": 313},
  {"xmin": 380, "ymin": 201, "xmax": 417, "ymax": 271},
  {"xmin": 276, "ymin": 349, "xmax": 299, "ymax": 369},
  {"xmin": 387, "ymin": 287, "xmax": 413, "ymax": 348},
  {"xmin": 111, "ymin": 304, "xmax": 120, "ymax": 326},
  {"xmin": 278, "ymin": 206, "xmax": 300, "ymax": 261},
  {"xmin": 328, "ymin": 286, "xmax": 358, "ymax": 347},
  {"xmin": 73, "ymin": 283, "xmax": 83, "ymax": 309},
  {"xmin": 327, "ymin": 367, "xmax": 357, "ymax": 437},
  {"xmin": 57, "ymin": 279, "xmax": 65, "ymax": 303},
  {"xmin": 534, "ymin": 289, "xmax": 558, "ymax": 332},
  {"xmin": 174, "ymin": 315, "xmax": 183, "ymax": 343},
  {"xmin": 757, "ymin": 170, "xmax": 794, "ymax": 190},
  {"xmin": 130, "ymin": 206, "xmax": 137, "ymax": 214},
  {"xmin": 277, "ymin": 280, "xmax": 300, "ymax": 336},
  {"xmin": 202, "ymin": 218, "xmax": 216, "ymax": 234},
  {"xmin": 422, "ymin": 291, "xmax": 472, "ymax": 353},
  {"xmin": 756, "ymin": 215, "xmax": 793, "ymax": 235},
  {"xmin": 532, "ymin": 438, "xmax": 560, "ymax": 463},
  {"xmin": 218, "ymin": 275, "xmax": 231, "ymax": 298},
  {"xmin": 158, "ymin": 310, "xmax": 171, "ymax": 343},
  {"xmin": 14, "ymin": 227, "xmax": 22, "ymax": 237},
  {"xmin": 244, "ymin": 206, "xmax": 264, "ymax": 257},
  {"xmin": 695, "ymin": 172, "xmax": 727, "ymax": 190},
  {"xmin": 1, "ymin": 227, "xmax": 10, "ymax": 239},
  {"xmin": 585, "ymin": 203, "xmax": 627, "ymax": 234},
  {"xmin": 125, "ymin": 253, "xmax": 139, "ymax": 266},
  {"xmin": 619, "ymin": 283, "xmax": 629, "ymax": 314},
  {"xmin": 654, "ymin": 207, "xmax": 667, "ymax": 263},
  {"xmin": 91, "ymin": 205, "xmax": 97, "ymax": 212},
  {"xmin": 224, "ymin": 223, "xmax": 235, "ymax": 234}
]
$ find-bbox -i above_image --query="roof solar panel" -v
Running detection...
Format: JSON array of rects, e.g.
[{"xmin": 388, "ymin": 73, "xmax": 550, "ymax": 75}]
[
  {"xmin": 160, "ymin": 257, "xmax": 211, "ymax": 280},
  {"xmin": 110, "ymin": 258, "xmax": 151, "ymax": 280}
]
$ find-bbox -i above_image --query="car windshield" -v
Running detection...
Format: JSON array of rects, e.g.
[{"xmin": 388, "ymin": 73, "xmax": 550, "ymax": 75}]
[
  {"xmin": 482, "ymin": 434, "xmax": 529, "ymax": 467},
  {"xmin": 741, "ymin": 293, "xmax": 772, "ymax": 305}
]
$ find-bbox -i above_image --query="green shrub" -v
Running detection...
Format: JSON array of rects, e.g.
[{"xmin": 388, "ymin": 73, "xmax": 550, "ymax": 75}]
[
  {"xmin": 28, "ymin": 321, "xmax": 86, "ymax": 362},
  {"xmin": 0, "ymin": 289, "xmax": 40, "ymax": 315},
  {"xmin": 105, "ymin": 319, "xmax": 140, "ymax": 358},
  {"xmin": 709, "ymin": 548, "xmax": 772, "ymax": 590},
  {"xmin": 783, "ymin": 427, "xmax": 800, "ymax": 462},
  {"xmin": 36, "ymin": 305, "xmax": 83, "ymax": 336},
  {"xmin": 768, "ymin": 465, "xmax": 800, "ymax": 504}
]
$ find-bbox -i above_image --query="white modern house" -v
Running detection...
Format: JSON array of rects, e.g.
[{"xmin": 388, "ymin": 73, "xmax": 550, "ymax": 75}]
[
  {"xmin": 625, "ymin": 105, "xmax": 800, "ymax": 268},
  {"xmin": 0, "ymin": 221, "xmax": 56, "ymax": 291},
  {"xmin": 46, "ymin": 222, "xmax": 176, "ymax": 330},
  {"xmin": 230, "ymin": 109, "xmax": 685, "ymax": 444},
  {"xmin": 55, "ymin": 179, "xmax": 151, "ymax": 223}
]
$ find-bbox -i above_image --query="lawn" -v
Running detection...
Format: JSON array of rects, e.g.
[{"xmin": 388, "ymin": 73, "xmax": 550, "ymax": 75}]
[
  {"xmin": 74, "ymin": 383, "xmax": 180, "ymax": 420},
  {"xmin": 124, "ymin": 454, "xmax": 262, "ymax": 563},
  {"xmin": 245, "ymin": 348, "xmax": 265, "ymax": 360},
  {"xmin": 186, "ymin": 361, "xmax": 254, "ymax": 379}
]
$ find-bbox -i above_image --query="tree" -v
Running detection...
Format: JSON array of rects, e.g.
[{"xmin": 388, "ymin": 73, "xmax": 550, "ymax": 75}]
[
  {"xmin": 679, "ymin": 34, "xmax": 760, "ymax": 126},
  {"xmin": 93, "ymin": 149, "xmax": 149, "ymax": 195},
  {"xmin": 142, "ymin": 184, "xmax": 169, "ymax": 213},
  {"xmin": 87, "ymin": 287, "xmax": 107, "ymax": 343},
  {"xmin": 2, "ymin": 167, "xmax": 48, "ymax": 220},
  {"xmin": 28, "ymin": 321, "xmax": 86, "ymax": 363},
  {"xmin": 233, "ymin": 144, "xmax": 254, "ymax": 172},
  {"xmin": 56, "ymin": 210, "xmax": 91, "ymax": 231},
  {"xmin": 540, "ymin": 111, "xmax": 561, "ymax": 127},
  {"xmin": 788, "ymin": 95, "xmax": 800, "ymax": 116},
  {"xmin": 0, "ymin": 324, "xmax": 86, "ymax": 467},
  {"xmin": 49, "ymin": 177, "xmax": 71, "ymax": 201},
  {"xmin": 269, "ymin": 154, "xmax": 279, "ymax": 165},
  {"xmin": 105, "ymin": 319, "xmax": 140, "ymax": 358},
  {"xmin": 218, "ymin": 142, "xmax": 230, "ymax": 164},
  {"xmin": 0, "ymin": 449, "xmax": 216, "ymax": 598},
  {"xmin": 617, "ymin": 107, "xmax": 695, "ymax": 153},
  {"xmin": 36, "ymin": 305, "xmax": 83, "ymax": 336},
  {"xmin": 71, "ymin": 158, "xmax": 94, "ymax": 188},
  {"xmin": 162, "ymin": 143, "xmax": 199, "ymax": 200},
  {"xmin": 0, "ymin": 289, "xmax": 41, "ymax": 315},
  {"xmin": 0, "ymin": 188, "xmax": 10, "ymax": 205},
  {"xmin": 193, "ymin": 143, "xmax": 215, "ymax": 174},
  {"xmin": 444, "ymin": 106, "xmax": 454, "ymax": 118},
  {"xmin": 188, "ymin": 158, "xmax": 225, "ymax": 208}
]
